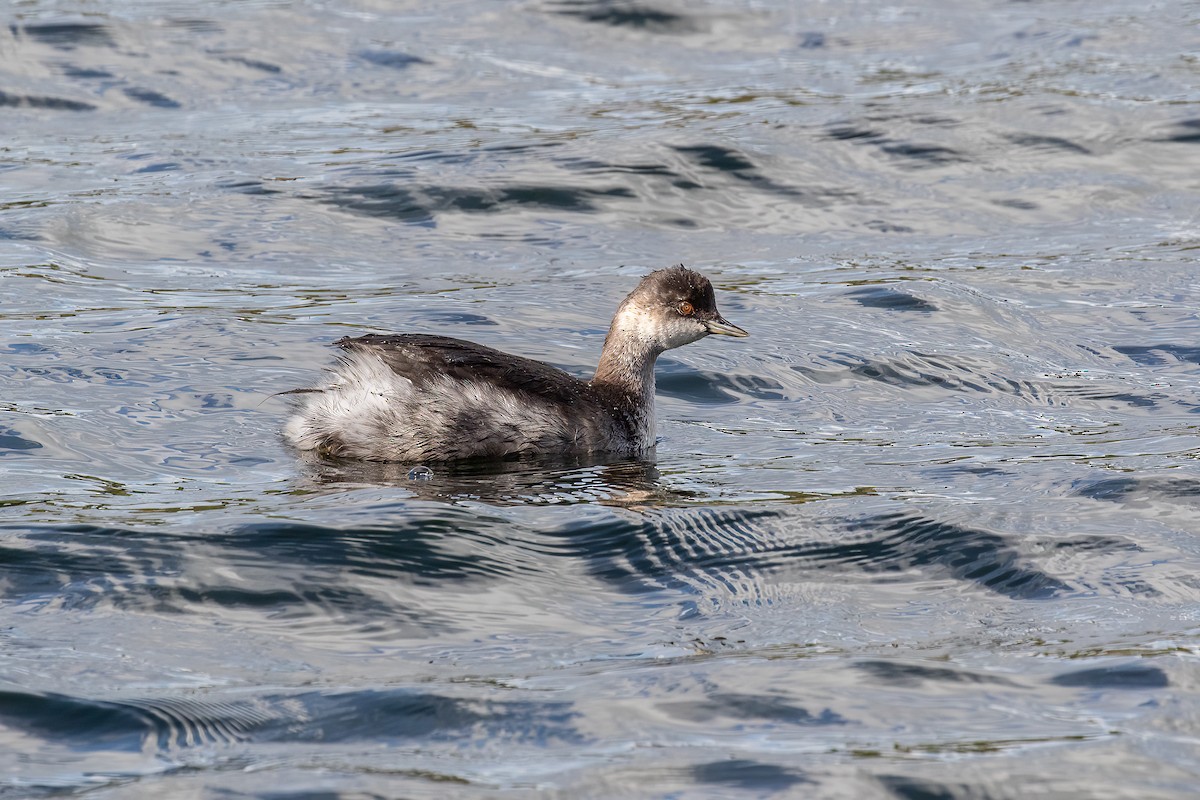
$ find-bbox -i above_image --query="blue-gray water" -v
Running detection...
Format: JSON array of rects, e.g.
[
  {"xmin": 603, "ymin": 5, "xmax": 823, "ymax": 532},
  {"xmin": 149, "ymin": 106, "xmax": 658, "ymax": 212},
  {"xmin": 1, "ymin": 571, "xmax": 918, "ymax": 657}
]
[{"xmin": 3, "ymin": 1, "xmax": 1200, "ymax": 797}]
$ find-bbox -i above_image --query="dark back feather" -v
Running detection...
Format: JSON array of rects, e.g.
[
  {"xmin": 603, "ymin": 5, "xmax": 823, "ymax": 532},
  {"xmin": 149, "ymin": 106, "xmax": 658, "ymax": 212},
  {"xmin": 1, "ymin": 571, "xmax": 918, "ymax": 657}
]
[{"xmin": 335, "ymin": 334, "xmax": 593, "ymax": 405}]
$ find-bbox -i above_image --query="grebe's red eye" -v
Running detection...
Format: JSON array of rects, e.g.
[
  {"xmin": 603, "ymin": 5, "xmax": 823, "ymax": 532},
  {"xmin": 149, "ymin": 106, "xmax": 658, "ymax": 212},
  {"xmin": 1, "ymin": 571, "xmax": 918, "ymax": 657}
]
[{"xmin": 678, "ymin": 301, "xmax": 694, "ymax": 316}]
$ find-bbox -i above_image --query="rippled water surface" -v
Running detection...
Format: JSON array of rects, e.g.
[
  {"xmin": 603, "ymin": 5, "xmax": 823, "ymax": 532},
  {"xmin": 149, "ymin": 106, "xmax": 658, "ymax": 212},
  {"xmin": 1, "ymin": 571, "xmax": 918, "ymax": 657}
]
[{"xmin": 4, "ymin": 0, "xmax": 1200, "ymax": 797}]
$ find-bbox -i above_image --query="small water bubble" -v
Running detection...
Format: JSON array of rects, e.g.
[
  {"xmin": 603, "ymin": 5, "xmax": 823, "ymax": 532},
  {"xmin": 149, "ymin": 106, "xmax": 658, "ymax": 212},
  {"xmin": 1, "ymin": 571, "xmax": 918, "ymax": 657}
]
[{"xmin": 407, "ymin": 465, "xmax": 433, "ymax": 481}]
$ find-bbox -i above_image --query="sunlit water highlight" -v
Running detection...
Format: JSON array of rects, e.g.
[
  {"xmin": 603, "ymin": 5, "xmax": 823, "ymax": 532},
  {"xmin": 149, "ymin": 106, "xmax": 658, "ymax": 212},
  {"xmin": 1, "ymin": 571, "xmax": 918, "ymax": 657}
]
[{"xmin": 2, "ymin": 0, "xmax": 1200, "ymax": 797}]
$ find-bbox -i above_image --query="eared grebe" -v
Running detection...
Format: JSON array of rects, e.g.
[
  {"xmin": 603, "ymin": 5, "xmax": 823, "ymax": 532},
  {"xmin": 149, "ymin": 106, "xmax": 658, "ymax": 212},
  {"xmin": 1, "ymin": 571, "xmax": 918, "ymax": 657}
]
[{"xmin": 283, "ymin": 265, "xmax": 747, "ymax": 461}]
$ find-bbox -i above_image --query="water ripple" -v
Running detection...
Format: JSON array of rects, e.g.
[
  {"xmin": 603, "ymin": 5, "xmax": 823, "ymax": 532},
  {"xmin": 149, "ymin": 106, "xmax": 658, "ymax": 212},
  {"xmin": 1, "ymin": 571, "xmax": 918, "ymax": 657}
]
[
  {"xmin": 3, "ymin": 0, "xmax": 1200, "ymax": 794},
  {"xmin": 13, "ymin": 23, "xmax": 115, "ymax": 49},
  {"xmin": 546, "ymin": 506, "xmax": 1076, "ymax": 603},
  {"xmin": 657, "ymin": 692, "xmax": 847, "ymax": 726},
  {"xmin": 846, "ymin": 286, "xmax": 938, "ymax": 313},
  {"xmin": 546, "ymin": 1, "xmax": 702, "ymax": 33},
  {"xmin": 809, "ymin": 511, "xmax": 1070, "ymax": 599},
  {"xmin": 320, "ymin": 182, "xmax": 635, "ymax": 222},
  {"xmin": 0, "ymin": 91, "xmax": 95, "ymax": 112},
  {"xmin": 796, "ymin": 350, "xmax": 1181, "ymax": 412},
  {"xmin": 1050, "ymin": 663, "xmax": 1169, "ymax": 689},
  {"xmin": 1076, "ymin": 476, "xmax": 1200, "ymax": 506},
  {"xmin": 0, "ymin": 686, "xmax": 581, "ymax": 754},
  {"xmin": 825, "ymin": 123, "xmax": 966, "ymax": 168},
  {"xmin": 691, "ymin": 759, "xmax": 813, "ymax": 791},
  {"xmin": 855, "ymin": 660, "xmax": 1019, "ymax": 688}
]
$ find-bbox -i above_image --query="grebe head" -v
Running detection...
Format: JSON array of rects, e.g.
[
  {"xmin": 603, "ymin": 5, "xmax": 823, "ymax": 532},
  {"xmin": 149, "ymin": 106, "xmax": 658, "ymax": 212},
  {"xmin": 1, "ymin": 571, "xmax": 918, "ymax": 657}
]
[{"xmin": 612, "ymin": 265, "xmax": 748, "ymax": 353}]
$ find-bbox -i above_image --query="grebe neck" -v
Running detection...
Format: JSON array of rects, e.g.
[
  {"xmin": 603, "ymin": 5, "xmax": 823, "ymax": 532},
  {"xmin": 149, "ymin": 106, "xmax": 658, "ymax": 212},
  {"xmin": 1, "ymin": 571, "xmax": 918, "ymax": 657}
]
[{"xmin": 590, "ymin": 307, "xmax": 661, "ymax": 400}]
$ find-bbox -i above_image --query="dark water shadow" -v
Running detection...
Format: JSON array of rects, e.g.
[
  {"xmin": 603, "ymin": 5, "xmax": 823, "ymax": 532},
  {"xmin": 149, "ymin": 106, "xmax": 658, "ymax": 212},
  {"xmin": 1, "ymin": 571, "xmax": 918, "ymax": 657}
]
[
  {"xmin": 554, "ymin": 505, "xmax": 1075, "ymax": 600},
  {"xmin": 0, "ymin": 523, "xmax": 462, "ymax": 635},
  {"xmin": 1049, "ymin": 663, "xmax": 1168, "ymax": 689},
  {"xmin": 0, "ymin": 425, "xmax": 42, "ymax": 451},
  {"xmin": 691, "ymin": 759, "xmax": 814, "ymax": 791},
  {"xmin": 828, "ymin": 511, "xmax": 1071, "ymax": 599},
  {"xmin": 167, "ymin": 18, "xmax": 223, "ymax": 34},
  {"xmin": 796, "ymin": 350, "xmax": 1176, "ymax": 411},
  {"xmin": 0, "ymin": 458, "xmax": 675, "ymax": 630},
  {"xmin": 825, "ymin": 123, "xmax": 966, "ymax": 169},
  {"xmin": 123, "ymin": 87, "xmax": 181, "ymax": 108},
  {"xmin": 0, "ymin": 488, "xmax": 1115, "ymax": 652},
  {"xmin": 214, "ymin": 54, "xmax": 282, "ymax": 74},
  {"xmin": 357, "ymin": 50, "xmax": 429, "ymax": 69},
  {"xmin": 320, "ymin": 183, "xmax": 634, "ymax": 222},
  {"xmin": 672, "ymin": 144, "xmax": 854, "ymax": 205},
  {"xmin": 218, "ymin": 178, "xmax": 283, "ymax": 196},
  {"xmin": 557, "ymin": 506, "xmax": 784, "ymax": 596},
  {"xmin": 2, "ymin": 493, "xmax": 1117, "ymax": 641},
  {"xmin": 1076, "ymin": 476, "xmax": 1200, "ymax": 507},
  {"xmin": 558, "ymin": 155, "xmax": 681, "ymax": 178},
  {"xmin": 297, "ymin": 453, "xmax": 678, "ymax": 507},
  {"xmin": 1113, "ymin": 343, "xmax": 1200, "ymax": 366},
  {"xmin": 0, "ymin": 90, "xmax": 95, "ymax": 111},
  {"xmin": 1159, "ymin": 118, "xmax": 1200, "ymax": 145},
  {"xmin": 796, "ymin": 351, "xmax": 1023, "ymax": 394},
  {"xmin": 0, "ymin": 684, "xmax": 581, "ymax": 754},
  {"xmin": 12, "ymin": 22, "xmax": 115, "ymax": 49},
  {"xmin": 846, "ymin": 286, "xmax": 938, "ymax": 313},
  {"xmin": 855, "ymin": 660, "xmax": 1019, "ymax": 688},
  {"xmin": 656, "ymin": 361, "xmax": 787, "ymax": 404},
  {"xmin": 546, "ymin": 1, "xmax": 702, "ymax": 33},
  {"xmin": 659, "ymin": 692, "xmax": 847, "ymax": 726},
  {"xmin": 58, "ymin": 64, "xmax": 115, "ymax": 79},
  {"xmin": 878, "ymin": 775, "xmax": 988, "ymax": 800},
  {"xmin": 1003, "ymin": 132, "xmax": 1092, "ymax": 155}
]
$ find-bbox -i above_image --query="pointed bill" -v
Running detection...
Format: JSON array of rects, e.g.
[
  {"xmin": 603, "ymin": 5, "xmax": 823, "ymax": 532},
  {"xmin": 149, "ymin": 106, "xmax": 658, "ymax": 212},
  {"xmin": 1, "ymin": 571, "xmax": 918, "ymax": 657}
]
[{"xmin": 705, "ymin": 315, "xmax": 748, "ymax": 337}]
